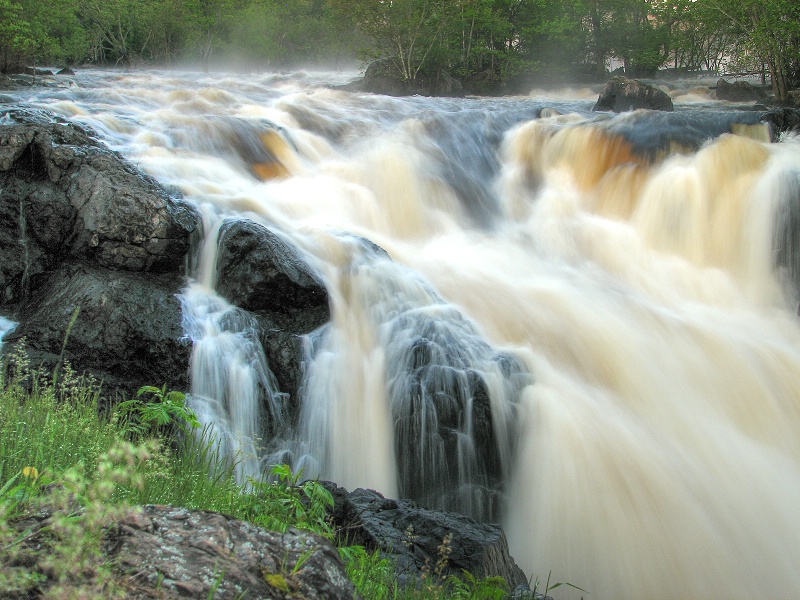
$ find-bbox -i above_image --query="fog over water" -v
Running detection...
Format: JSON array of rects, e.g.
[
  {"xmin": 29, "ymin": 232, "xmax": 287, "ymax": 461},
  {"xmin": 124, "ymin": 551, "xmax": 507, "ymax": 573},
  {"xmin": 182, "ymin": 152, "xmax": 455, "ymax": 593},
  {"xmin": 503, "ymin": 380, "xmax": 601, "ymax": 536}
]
[{"xmin": 7, "ymin": 69, "xmax": 800, "ymax": 599}]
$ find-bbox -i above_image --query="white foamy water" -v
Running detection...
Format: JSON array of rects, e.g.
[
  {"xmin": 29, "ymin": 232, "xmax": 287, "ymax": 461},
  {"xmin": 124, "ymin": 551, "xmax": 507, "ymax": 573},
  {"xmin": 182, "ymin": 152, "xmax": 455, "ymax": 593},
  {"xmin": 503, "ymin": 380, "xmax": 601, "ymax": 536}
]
[{"xmin": 9, "ymin": 68, "xmax": 800, "ymax": 599}]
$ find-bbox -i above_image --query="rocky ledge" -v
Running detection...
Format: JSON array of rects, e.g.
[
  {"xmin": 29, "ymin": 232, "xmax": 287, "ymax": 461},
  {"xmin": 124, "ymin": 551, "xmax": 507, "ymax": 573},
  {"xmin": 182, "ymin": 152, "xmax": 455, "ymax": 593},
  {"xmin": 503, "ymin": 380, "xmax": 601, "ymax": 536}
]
[
  {"xmin": 6, "ymin": 491, "xmax": 536, "ymax": 599},
  {"xmin": 0, "ymin": 109, "xmax": 198, "ymax": 397}
]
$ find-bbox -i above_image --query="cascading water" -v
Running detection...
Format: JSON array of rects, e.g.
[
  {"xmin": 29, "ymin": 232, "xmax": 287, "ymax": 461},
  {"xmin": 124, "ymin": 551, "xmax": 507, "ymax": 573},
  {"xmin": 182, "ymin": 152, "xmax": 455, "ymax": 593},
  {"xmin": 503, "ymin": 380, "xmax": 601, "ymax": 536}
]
[
  {"xmin": 9, "ymin": 69, "xmax": 800, "ymax": 598},
  {"xmin": 179, "ymin": 212, "xmax": 291, "ymax": 482}
]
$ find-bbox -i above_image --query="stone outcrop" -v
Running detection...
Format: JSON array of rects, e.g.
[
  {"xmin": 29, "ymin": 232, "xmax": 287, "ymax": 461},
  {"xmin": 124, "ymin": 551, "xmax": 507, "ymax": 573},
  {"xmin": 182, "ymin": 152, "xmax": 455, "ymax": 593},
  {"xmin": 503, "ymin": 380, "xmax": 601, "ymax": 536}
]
[
  {"xmin": 340, "ymin": 59, "xmax": 465, "ymax": 98},
  {"xmin": 714, "ymin": 78, "xmax": 769, "ymax": 102},
  {"xmin": 324, "ymin": 483, "xmax": 529, "ymax": 590},
  {"xmin": 0, "ymin": 109, "xmax": 198, "ymax": 396},
  {"xmin": 593, "ymin": 76, "xmax": 674, "ymax": 112},
  {"xmin": 107, "ymin": 505, "xmax": 355, "ymax": 599},
  {"xmin": 11, "ymin": 266, "xmax": 189, "ymax": 394},
  {"xmin": 8, "ymin": 503, "xmax": 355, "ymax": 600},
  {"xmin": 215, "ymin": 218, "xmax": 330, "ymax": 405}
]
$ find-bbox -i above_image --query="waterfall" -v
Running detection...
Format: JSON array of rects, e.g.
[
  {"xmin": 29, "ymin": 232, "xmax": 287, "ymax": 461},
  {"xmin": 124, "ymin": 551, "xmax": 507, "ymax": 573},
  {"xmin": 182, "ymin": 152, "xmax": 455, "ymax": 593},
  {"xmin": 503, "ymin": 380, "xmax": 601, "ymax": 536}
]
[
  {"xmin": 179, "ymin": 212, "xmax": 290, "ymax": 482},
  {"xmin": 13, "ymin": 69, "xmax": 800, "ymax": 599},
  {"xmin": 0, "ymin": 317, "xmax": 15, "ymax": 349}
]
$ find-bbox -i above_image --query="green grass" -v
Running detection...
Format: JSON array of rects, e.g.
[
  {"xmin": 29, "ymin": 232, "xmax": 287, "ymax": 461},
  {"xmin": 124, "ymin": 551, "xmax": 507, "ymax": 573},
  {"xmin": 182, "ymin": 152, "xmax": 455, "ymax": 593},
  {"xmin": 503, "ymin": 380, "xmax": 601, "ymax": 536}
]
[
  {"xmin": 0, "ymin": 346, "xmax": 517, "ymax": 600},
  {"xmin": 0, "ymin": 364, "xmax": 118, "ymax": 485}
]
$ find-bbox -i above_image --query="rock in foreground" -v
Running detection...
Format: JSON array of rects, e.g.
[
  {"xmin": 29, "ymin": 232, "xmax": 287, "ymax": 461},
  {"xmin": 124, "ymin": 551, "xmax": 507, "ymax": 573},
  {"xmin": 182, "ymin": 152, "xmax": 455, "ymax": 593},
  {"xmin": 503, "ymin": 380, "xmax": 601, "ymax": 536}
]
[
  {"xmin": 0, "ymin": 110, "xmax": 198, "ymax": 396},
  {"xmin": 107, "ymin": 505, "xmax": 355, "ymax": 599},
  {"xmin": 324, "ymin": 483, "xmax": 529, "ymax": 590},
  {"xmin": 9, "ymin": 503, "xmax": 355, "ymax": 599}
]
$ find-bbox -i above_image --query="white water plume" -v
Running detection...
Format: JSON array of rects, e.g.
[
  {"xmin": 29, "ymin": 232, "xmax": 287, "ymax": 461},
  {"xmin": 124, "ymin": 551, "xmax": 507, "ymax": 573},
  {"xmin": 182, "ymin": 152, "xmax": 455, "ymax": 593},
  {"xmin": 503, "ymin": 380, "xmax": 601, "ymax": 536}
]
[{"xmin": 12, "ymin": 69, "xmax": 800, "ymax": 599}]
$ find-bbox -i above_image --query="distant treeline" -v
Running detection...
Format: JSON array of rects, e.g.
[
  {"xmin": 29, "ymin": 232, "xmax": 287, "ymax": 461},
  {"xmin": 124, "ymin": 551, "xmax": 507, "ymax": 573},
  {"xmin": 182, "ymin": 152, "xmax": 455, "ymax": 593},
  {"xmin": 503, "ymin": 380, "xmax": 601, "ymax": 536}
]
[{"xmin": 1, "ymin": 0, "xmax": 798, "ymax": 101}]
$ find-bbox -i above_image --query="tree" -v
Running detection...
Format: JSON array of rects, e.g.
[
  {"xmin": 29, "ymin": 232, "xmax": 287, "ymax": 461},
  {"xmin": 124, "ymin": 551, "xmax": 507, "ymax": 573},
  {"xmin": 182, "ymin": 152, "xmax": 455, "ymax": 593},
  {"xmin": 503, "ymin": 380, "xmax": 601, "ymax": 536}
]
[
  {"xmin": 226, "ymin": 0, "xmax": 349, "ymax": 68},
  {"xmin": 0, "ymin": 0, "xmax": 34, "ymax": 71},
  {"xmin": 78, "ymin": 0, "xmax": 159, "ymax": 65},
  {"xmin": 331, "ymin": 0, "xmax": 453, "ymax": 84},
  {"xmin": 513, "ymin": 0, "xmax": 591, "ymax": 79},
  {"xmin": 0, "ymin": 0, "xmax": 88, "ymax": 71},
  {"xmin": 184, "ymin": 0, "xmax": 237, "ymax": 72},
  {"xmin": 704, "ymin": 0, "xmax": 800, "ymax": 103}
]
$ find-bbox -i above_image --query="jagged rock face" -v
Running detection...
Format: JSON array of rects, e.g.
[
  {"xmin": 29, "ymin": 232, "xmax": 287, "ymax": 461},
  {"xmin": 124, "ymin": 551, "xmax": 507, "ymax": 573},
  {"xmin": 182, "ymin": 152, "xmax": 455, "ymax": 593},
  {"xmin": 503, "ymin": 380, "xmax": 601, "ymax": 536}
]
[
  {"xmin": 0, "ymin": 113, "xmax": 196, "ymax": 286},
  {"xmin": 324, "ymin": 483, "xmax": 529, "ymax": 591},
  {"xmin": 593, "ymin": 76, "xmax": 674, "ymax": 113},
  {"xmin": 105, "ymin": 505, "xmax": 355, "ymax": 600},
  {"xmin": 0, "ymin": 111, "xmax": 198, "ymax": 397},
  {"xmin": 11, "ymin": 503, "xmax": 355, "ymax": 600},
  {"xmin": 11, "ymin": 266, "xmax": 190, "ymax": 395}
]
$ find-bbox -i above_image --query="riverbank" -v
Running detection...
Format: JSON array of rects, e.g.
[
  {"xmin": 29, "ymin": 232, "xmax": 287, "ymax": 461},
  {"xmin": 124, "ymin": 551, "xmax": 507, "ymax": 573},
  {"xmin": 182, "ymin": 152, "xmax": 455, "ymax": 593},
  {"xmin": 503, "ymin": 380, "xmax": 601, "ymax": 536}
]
[{"xmin": 0, "ymin": 358, "xmax": 535, "ymax": 599}]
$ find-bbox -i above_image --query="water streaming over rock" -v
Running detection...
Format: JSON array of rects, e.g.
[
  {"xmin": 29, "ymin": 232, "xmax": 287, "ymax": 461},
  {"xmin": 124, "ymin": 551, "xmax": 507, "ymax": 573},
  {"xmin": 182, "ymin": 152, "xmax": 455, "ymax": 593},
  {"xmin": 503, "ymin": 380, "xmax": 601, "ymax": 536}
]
[{"xmin": 8, "ymin": 69, "xmax": 800, "ymax": 598}]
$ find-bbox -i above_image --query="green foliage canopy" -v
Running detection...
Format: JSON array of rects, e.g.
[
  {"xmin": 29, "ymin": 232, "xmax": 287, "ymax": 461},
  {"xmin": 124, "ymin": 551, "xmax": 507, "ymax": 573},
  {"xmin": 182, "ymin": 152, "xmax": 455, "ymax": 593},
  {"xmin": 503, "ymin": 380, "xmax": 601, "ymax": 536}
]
[{"xmin": 0, "ymin": 0, "xmax": 797, "ymax": 96}]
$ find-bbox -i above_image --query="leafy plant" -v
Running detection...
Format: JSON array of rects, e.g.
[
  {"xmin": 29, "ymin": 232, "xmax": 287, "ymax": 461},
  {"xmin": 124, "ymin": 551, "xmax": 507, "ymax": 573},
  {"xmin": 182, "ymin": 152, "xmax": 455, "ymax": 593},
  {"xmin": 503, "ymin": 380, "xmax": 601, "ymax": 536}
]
[
  {"xmin": 340, "ymin": 545, "xmax": 399, "ymax": 600},
  {"xmin": 116, "ymin": 384, "xmax": 201, "ymax": 438},
  {"xmin": 241, "ymin": 464, "xmax": 335, "ymax": 539},
  {"xmin": 0, "ymin": 441, "xmax": 152, "ymax": 598}
]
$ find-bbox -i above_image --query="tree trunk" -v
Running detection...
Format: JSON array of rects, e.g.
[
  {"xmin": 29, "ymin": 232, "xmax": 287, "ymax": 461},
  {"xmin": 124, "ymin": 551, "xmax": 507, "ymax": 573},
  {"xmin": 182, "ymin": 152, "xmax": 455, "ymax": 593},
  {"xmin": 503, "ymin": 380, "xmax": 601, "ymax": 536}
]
[{"xmin": 770, "ymin": 58, "xmax": 789, "ymax": 104}]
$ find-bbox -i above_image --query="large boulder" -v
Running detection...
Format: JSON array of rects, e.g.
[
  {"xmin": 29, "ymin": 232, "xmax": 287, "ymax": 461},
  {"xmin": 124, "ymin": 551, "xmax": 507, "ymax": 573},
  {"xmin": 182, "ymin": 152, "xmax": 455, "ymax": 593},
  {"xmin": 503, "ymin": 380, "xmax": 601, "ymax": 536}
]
[
  {"xmin": 593, "ymin": 76, "xmax": 674, "ymax": 112},
  {"xmin": 215, "ymin": 219, "xmax": 330, "ymax": 404},
  {"xmin": 0, "ymin": 110, "xmax": 198, "ymax": 396},
  {"xmin": 714, "ymin": 78, "xmax": 769, "ymax": 102},
  {"xmin": 0, "ymin": 112, "xmax": 196, "ymax": 277},
  {"xmin": 10, "ymin": 503, "xmax": 355, "ymax": 599},
  {"xmin": 324, "ymin": 483, "xmax": 529, "ymax": 591},
  {"xmin": 7, "ymin": 266, "xmax": 190, "ymax": 395},
  {"xmin": 216, "ymin": 219, "xmax": 328, "ymax": 323},
  {"xmin": 384, "ymin": 306, "xmax": 528, "ymax": 520},
  {"xmin": 341, "ymin": 60, "xmax": 465, "ymax": 98},
  {"xmin": 358, "ymin": 59, "xmax": 409, "ymax": 96},
  {"xmin": 107, "ymin": 505, "xmax": 355, "ymax": 599}
]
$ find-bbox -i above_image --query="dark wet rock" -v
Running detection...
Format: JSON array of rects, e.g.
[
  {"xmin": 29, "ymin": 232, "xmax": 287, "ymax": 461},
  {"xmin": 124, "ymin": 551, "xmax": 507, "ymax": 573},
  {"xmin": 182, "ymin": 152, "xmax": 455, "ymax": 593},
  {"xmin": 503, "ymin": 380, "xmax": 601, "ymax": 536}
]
[
  {"xmin": 106, "ymin": 505, "xmax": 355, "ymax": 600},
  {"xmin": 357, "ymin": 59, "xmax": 409, "ymax": 96},
  {"xmin": 216, "ymin": 218, "xmax": 330, "ymax": 405},
  {"xmin": 593, "ymin": 76, "xmax": 674, "ymax": 112},
  {"xmin": 714, "ymin": 78, "xmax": 769, "ymax": 102},
  {"xmin": 430, "ymin": 71, "xmax": 464, "ymax": 98},
  {"xmin": 24, "ymin": 67, "xmax": 53, "ymax": 77},
  {"xmin": 4, "ymin": 266, "xmax": 190, "ymax": 397},
  {"xmin": 56, "ymin": 67, "xmax": 76, "ymax": 76},
  {"xmin": 387, "ymin": 313, "xmax": 526, "ymax": 520},
  {"xmin": 216, "ymin": 219, "xmax": 328, "ymax": 324},
  {"xmin": 0, "ymin": 112, "xmax": 198, "ymax": 396},
  {"xmin": 342, "ymin": 60, "xmax": 465, "ymax": 98},
  {"xmin": 324, "ymin": 483, "xmax": 528, "ymax": 590},
  {"xmin": 0, "ymin": 113, "xmax": 197, "ymax": 281},
  {"xmin": 771, "ymin": 170, "xmax": 800, "ymax": 303},
  {"xmin": 761, "ymin": 108, "xmax": 800, "ymax": 141}
]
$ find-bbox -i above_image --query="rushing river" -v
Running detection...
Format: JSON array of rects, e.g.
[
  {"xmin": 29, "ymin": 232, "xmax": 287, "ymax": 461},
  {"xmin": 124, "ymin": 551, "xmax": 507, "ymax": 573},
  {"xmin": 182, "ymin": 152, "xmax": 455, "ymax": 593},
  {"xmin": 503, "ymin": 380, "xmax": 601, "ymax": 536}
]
[{"xmin": 6, "ymin": 69, "xmax": 800, "ymax": 599}]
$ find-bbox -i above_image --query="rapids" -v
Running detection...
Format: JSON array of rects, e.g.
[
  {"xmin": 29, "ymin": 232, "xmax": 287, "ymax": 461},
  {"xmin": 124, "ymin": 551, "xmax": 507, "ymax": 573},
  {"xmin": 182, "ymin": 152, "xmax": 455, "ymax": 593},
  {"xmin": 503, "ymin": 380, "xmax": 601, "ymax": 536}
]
[{"xmin": 6, "ymin": 69, "xmax": 800, "ymax": 599}]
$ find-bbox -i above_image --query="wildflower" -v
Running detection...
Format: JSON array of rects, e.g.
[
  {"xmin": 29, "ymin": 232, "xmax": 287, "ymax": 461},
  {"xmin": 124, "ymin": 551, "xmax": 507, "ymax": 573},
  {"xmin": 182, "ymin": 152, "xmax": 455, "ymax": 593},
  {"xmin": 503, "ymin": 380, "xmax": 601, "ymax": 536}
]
[{"xmin": 22, "ymin": 466, "xmax": 39, "ymax": 479}]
